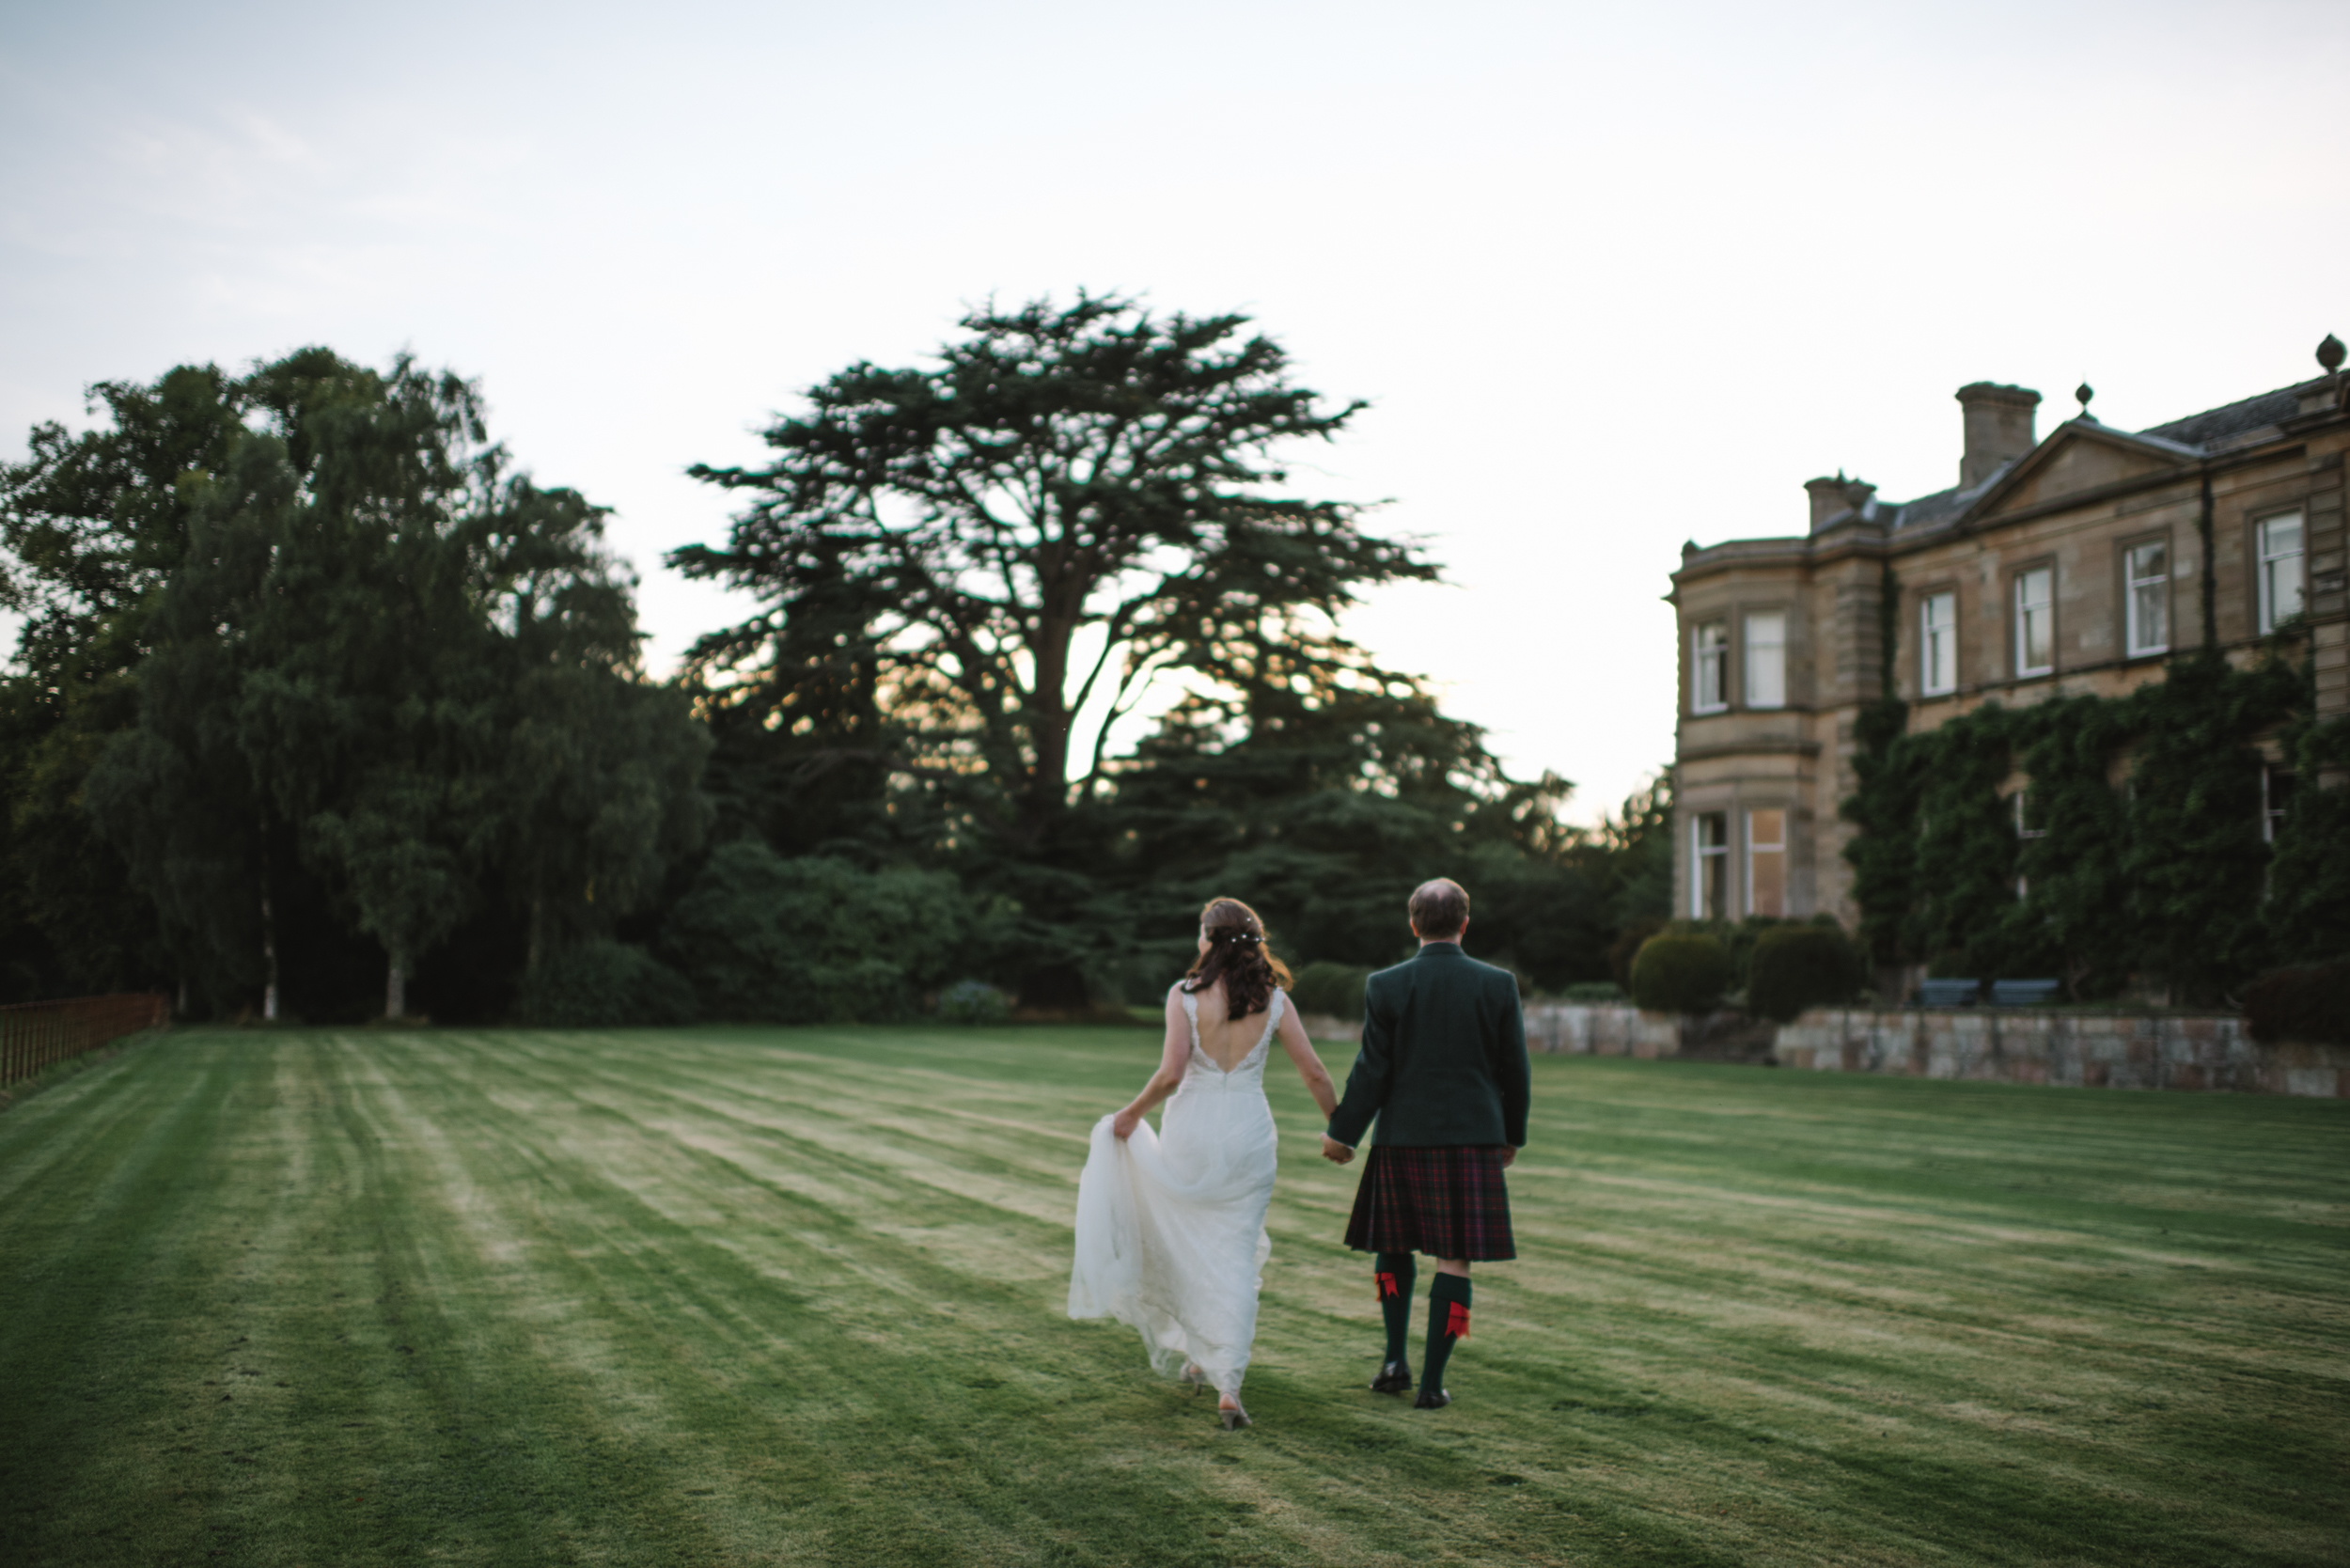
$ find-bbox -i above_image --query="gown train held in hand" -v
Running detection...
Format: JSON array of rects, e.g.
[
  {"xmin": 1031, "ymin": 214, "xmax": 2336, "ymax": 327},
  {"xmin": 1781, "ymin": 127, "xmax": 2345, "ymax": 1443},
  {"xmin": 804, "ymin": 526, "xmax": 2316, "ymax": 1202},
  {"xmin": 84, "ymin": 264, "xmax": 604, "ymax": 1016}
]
[{"xmin": 1068, "ymin": 990, "xmax": 1283, "ymax": 1398}]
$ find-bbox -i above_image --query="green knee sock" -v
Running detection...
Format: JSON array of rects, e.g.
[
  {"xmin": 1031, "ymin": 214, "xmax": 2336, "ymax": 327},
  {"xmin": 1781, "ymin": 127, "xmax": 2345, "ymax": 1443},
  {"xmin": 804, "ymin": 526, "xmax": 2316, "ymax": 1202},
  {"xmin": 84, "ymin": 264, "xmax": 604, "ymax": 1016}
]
[
  {"xmin": 1374, "ymin": 1252, "xmax": 1417, "ymax": 1365},
  {"xmin": 1423, "ymin": 1273, "xmax": 1472, "ymax": 1391}
]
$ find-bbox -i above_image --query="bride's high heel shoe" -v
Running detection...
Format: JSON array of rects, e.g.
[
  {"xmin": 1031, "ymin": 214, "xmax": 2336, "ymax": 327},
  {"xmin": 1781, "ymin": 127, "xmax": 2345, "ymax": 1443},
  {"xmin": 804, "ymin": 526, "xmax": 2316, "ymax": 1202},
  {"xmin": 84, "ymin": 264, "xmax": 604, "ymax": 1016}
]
[
  {"xmin": 1217, "ymin": 1396, "xmax": 1251, "ymax": 1431},
  {"xmin": 1180, "ymin": 1362, "xmax": 1206, "ymax": 1395}
]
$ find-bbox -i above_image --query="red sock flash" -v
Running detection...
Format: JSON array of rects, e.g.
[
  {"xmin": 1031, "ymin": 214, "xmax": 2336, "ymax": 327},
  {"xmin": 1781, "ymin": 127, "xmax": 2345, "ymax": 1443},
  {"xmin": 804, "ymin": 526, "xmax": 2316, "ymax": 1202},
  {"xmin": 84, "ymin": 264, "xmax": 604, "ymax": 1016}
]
[
  {"xmin": 1446, "ymin": 1302, "xmax": 1471, "ymax": 1339},
  {"xmin": 1375, "ymin": 1271, "xmax": 1400, "ymax": 1300}
]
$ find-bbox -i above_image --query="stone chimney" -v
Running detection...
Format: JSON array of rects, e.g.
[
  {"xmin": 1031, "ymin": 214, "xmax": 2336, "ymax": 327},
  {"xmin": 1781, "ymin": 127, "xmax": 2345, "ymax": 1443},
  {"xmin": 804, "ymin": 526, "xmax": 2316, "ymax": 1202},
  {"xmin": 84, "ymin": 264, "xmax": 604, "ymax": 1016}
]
[
  {"xmin": 1805, "ymin": 474, "xmax": 1876, "ymax": 533},
  {"xmin": 1804, "ymin": 477, "xmax": 1845, "ymax": 528},
  {"xmin": 1955, "ymin": 383, "xmax": 2041, "ymax": 490}
]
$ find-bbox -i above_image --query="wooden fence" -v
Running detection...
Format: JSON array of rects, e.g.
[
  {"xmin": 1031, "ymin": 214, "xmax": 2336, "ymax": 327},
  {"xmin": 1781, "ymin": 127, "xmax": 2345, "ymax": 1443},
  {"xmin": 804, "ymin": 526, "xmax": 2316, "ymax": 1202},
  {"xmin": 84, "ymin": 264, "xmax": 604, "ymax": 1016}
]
[{"xmin": 1, "ymin": 993, "xmax": 169, "ymax": 1091}]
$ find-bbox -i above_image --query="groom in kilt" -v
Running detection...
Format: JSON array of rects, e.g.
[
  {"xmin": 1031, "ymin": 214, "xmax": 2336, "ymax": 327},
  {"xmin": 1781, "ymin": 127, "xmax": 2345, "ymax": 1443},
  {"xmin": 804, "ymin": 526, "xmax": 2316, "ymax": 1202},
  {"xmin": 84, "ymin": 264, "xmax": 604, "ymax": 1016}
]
[{"xmin": 1321, "ymin": 877, "xmax": 1528, "ymax": 1409}]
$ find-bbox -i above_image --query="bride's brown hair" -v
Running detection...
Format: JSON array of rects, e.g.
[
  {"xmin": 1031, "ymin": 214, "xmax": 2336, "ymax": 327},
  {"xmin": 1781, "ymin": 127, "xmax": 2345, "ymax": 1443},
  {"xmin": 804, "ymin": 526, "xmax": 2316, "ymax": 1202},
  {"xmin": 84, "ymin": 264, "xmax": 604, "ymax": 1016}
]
[{"xmin": 1182, "ymin": 898, "xmax": 1292, "ymax": 1020}]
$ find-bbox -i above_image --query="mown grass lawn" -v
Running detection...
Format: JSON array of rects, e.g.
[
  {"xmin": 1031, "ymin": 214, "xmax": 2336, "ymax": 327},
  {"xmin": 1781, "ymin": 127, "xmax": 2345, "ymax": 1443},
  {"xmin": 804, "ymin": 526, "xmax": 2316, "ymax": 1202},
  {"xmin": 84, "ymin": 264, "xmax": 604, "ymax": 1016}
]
[{"xmin": 0, "ymin": 1027, "xmax": 2342, "ymax": 1568}]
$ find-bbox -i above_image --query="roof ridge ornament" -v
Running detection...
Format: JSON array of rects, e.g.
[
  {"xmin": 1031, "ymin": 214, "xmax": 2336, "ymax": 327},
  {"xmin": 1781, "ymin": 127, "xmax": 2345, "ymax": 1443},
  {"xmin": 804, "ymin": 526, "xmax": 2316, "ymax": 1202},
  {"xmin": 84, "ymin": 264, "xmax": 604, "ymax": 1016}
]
[
  {"xmin": 2320, "ymin": 334, "xmax": 2345, "ymax": 374},
  {"xmin": 2075, "ymin": 382, "xmax": 2095, "ymax": 422}
]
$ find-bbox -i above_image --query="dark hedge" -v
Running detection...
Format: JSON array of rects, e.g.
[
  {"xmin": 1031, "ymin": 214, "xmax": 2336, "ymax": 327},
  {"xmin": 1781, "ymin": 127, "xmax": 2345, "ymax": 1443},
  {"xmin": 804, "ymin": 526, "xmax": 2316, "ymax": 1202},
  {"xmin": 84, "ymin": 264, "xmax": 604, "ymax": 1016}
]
[
  {"xmin": 514, "ymin": 940, "xmax": 698, "ymax": 1027},
  {"xmin": 2241, "ymin": 960, "xmax": 2350, "ymax": 1046},
  {"xmin": 1746, "ymin": 924, "xmax": 1870, "ymax": 1023},
  {"xmin": 1630, "ymin": 933, "xmax": 1731, "ymax": 1013},
  {"xmin": 1290, "ymin": 961, "xmax": 1374, "ymax": 1020}
]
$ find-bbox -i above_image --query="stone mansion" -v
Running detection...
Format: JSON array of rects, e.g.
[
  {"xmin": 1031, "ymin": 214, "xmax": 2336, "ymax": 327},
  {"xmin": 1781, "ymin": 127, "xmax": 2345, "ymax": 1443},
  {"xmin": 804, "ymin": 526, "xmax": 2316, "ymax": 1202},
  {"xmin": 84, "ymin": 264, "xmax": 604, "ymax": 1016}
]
[{"xmin": 1669, "ymin": 337, "xmax": 2349, "ymax": 928}]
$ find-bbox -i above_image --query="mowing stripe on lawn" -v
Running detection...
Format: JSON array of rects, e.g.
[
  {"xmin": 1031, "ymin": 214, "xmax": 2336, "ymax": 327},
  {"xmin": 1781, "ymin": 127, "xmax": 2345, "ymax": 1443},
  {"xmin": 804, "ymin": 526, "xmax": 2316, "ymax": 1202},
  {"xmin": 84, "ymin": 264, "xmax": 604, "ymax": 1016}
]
[{"xmin": 1, "ymin": 1027, "xmax": 2342, "ymax": 1567}]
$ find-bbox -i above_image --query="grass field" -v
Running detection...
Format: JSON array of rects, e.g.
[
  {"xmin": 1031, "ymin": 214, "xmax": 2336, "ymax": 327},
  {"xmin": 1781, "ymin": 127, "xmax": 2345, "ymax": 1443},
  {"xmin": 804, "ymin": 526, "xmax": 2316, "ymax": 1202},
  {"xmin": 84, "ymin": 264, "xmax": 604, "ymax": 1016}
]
[{"xmin": 0, "ymin": 1026, "xmax": 2343, "ymax": 1568}]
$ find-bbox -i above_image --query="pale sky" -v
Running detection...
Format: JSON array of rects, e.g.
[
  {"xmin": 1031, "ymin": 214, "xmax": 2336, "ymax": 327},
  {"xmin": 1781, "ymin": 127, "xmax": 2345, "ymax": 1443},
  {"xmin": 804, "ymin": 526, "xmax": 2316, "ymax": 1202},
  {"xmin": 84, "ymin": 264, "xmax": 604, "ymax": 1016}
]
[{"xmin": 5, "ymin": 0, "xmax": 2346, "ymax": 823}]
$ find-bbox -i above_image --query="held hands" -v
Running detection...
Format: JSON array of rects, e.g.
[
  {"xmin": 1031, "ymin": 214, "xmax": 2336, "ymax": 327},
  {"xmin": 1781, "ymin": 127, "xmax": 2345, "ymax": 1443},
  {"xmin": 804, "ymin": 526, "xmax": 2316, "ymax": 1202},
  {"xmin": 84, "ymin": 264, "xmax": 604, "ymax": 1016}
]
[
  {"xmin": 1320, "ymin": 1136, "xmax": 1355, "ymax": 1165},
  {"xmin": 1500, "ymin": 1146, "xmax": 1518, "ymax": 1169},
  {"xmin": 1111, "ymin": 1107, "xmax": 1143, "ymax": 1140}
]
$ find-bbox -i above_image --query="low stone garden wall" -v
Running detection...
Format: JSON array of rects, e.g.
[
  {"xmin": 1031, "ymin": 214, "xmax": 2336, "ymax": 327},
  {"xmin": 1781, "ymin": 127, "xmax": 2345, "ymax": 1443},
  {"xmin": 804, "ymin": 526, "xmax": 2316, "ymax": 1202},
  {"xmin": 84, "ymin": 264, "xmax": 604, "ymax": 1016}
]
[
  {"xmin": 1774, "ymin": 1007, "xmax": 2349, "ymax": 1096},
  {"xmin": 1322, "ymin": 1005, "xmax": 1686, "ymax": 1058},
  {"xmin": 1522, "ymin": 1003, "xmax": 1681, "ymax": 1058},
  {"xmin": 1520, "ymin": 1003, "xmax": 2349, "ymax": 1097},
  {"xmin": 1297, "ymin": 1012, "xmax": 1357, "ymax": 1043}
]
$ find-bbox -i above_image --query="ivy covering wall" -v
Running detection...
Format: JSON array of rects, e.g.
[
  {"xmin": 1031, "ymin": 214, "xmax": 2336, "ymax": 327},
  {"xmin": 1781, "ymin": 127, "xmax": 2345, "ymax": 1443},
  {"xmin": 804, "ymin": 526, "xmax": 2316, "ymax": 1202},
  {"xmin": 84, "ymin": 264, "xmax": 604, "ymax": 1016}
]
[{"xmin": 1841, "ymin": 651, "xmax": 2350, "ymax": 1004}]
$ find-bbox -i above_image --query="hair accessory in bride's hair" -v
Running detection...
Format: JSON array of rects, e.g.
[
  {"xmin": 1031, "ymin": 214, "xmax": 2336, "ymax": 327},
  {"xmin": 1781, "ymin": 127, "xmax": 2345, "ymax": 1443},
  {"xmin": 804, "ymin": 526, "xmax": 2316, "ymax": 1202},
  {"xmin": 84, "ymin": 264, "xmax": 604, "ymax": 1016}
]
[{"xmin": 1190, "ymin": 897, "xmax": 1289, "ymax": 1017}]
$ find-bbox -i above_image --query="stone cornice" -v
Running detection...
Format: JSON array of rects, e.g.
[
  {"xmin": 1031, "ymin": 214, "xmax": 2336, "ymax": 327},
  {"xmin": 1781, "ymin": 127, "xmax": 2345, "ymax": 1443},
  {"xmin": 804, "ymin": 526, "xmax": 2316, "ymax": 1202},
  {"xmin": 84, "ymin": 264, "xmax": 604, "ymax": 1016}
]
[
  {"xmin": 1673, "ymin": 418, "xmax": 2342, "ymax": 593},
  {"xmin": 1675, "ymin": 739, "xmax": 1824, "ymax": 762},
  {"xmin": 1672, "ymin": 531, "xmax": 1885, "ymax": 590},
  {"xmin": 1906, "ymin": 434, "xmax": 2319, "ymax": 546}
]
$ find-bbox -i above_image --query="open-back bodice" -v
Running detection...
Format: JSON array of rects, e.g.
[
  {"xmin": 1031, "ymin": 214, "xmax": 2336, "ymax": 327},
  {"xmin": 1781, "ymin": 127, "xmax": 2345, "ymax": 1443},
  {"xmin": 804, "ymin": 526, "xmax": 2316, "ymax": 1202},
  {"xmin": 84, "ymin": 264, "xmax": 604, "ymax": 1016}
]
[{"xmin": 1179, "ymin": 987, "xmax": 1284, "ymax": 1089}]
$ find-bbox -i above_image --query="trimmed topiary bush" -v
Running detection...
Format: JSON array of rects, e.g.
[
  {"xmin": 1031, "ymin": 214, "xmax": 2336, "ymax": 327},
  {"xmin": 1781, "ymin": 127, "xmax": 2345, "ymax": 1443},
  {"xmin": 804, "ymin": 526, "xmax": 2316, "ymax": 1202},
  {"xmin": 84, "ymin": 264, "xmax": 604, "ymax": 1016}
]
[
  {"xmin": 1291, "ymin": 962, "xmax": 1373, "ymax": 1021},
  {"xmin": 2241, "ymin": 959, "xmax": 2350, "ymax": 1045},
  {"xmin": 515, "ymin": 940, "xmax": 698, "ymax": 1027},
  {"xmin": 1745, "ymin": 922, "xmax": 1870, "ymax": 1023},
  {"xmin": 1629, "ymin": 933, "xmax": 1730, "ymax": 1013},
  {"xmin": 936, "ymin": 980, "xmax": 1011, "ymax": 1025},
  {"xmin": 1606, "ymin": 918, "xmax": 1664, "ymax": 991}
]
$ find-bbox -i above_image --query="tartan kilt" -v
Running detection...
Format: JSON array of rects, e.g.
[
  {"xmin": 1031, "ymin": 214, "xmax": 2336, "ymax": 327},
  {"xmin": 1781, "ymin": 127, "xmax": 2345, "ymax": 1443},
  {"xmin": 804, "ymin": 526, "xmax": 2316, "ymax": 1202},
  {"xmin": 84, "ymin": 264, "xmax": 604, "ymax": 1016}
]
[{"xmin": 1343, "ymin": 1145, "xmax": 1515, "ymax": 1262}]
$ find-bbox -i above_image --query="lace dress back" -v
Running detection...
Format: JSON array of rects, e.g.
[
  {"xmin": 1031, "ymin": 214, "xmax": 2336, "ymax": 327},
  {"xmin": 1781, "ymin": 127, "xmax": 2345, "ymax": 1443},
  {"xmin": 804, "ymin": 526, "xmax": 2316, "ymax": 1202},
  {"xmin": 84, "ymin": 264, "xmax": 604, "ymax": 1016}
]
[{"xmin": 1068, "ymin": 987, "xmax": 1285, "ymax": 1396}]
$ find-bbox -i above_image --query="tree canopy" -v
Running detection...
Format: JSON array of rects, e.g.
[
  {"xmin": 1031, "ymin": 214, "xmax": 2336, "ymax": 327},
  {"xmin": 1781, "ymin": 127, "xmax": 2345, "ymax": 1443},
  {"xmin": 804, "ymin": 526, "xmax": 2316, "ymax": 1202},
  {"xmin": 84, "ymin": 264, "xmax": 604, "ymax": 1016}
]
[
  {"xmin": 2, "ymin": 365, "xmax": 245, "ymax": 1000},
  {"xmin": 672, "ymin": 293, "xmax": 1432, "ymax": 848},
  {"xmin": 670, "ymin": 295, "xmax": 1653, "ymax": 1002},
  {"xmin": 3, "ymin": 350, "xmax": 709, "ymax": 1017}
]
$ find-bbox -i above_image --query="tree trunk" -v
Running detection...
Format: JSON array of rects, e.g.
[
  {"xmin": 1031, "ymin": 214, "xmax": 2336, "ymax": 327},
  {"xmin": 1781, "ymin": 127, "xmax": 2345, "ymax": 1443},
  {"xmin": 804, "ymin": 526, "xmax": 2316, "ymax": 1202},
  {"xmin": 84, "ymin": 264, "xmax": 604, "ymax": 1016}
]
[
  {"xmin": 526, "ymin": 892, "xmax": 546, "ymax": 978},
  {"xmin": 260, "ymin": 891, "xmax": 280, "ymax": 1022},
  {"xmin": 385, "ymin": 951, "xmax": 406, "ymax": 1020},
  {"xmin": 1020, "ymin": 605, "xmax": 1078, "ymax": 842},
  {"xmin": 259, "ymin": 822, "xmax": 280, "ymax": 1021}
]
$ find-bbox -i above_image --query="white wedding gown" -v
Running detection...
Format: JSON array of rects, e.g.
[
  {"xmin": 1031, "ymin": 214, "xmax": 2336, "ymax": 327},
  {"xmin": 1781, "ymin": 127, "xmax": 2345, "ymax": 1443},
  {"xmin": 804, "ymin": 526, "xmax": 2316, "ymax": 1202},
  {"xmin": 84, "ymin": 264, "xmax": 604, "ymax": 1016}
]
[{"xmin": 1068, "ymin": 988, "xmax": 1283, "ymax": 1397}]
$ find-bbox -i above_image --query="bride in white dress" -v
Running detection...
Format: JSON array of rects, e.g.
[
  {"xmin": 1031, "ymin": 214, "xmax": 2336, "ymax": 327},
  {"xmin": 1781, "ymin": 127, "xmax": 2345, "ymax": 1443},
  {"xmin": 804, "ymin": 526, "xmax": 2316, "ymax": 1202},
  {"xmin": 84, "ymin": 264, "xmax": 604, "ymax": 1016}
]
[{"xmin": 1069, "ymin": 899, "xmax": 1340, "ymax": 1429}]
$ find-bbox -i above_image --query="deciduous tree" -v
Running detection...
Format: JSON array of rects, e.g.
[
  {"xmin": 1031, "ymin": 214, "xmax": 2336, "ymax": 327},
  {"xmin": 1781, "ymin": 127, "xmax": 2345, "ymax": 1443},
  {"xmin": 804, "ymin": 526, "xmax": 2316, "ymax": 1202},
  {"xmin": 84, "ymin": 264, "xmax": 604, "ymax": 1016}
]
[
  {"xmin": 8, "ymin": 349, "xmax": 710, "ymax": 1017},
  {"xmin": 0, "ymin": 366, "xmax": 246, "ymax": 1002}
]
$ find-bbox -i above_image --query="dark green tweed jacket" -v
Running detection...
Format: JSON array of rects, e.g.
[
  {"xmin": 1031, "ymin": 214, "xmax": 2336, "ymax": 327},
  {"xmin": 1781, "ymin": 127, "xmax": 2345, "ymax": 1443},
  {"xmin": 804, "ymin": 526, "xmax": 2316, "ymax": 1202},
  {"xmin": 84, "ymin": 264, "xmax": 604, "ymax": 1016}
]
[{"xmin": 1325, "ymin": 943, "xmax": 1530, "ymax": 1150}]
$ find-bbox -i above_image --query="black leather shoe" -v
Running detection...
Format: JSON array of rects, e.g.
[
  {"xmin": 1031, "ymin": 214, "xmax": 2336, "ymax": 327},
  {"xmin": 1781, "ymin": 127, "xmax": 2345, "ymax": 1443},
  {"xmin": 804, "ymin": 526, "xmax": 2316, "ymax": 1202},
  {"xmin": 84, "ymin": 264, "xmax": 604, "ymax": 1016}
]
[
  {"xmin": 1413, "ymin": 1387, "xmax": 1451, "ymax": 1409},
  {"xmin": 1369, "ymin": 1361, "xmax": 1413, "ymax": 1395}
]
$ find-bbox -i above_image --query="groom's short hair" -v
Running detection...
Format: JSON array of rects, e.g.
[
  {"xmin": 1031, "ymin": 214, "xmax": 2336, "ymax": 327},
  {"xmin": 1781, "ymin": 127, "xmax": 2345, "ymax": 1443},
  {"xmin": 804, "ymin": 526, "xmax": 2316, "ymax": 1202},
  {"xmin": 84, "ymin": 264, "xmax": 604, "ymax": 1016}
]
[{"xmin": 1408, "ymin": 878, "xmax": 1469, "ymax": 939}]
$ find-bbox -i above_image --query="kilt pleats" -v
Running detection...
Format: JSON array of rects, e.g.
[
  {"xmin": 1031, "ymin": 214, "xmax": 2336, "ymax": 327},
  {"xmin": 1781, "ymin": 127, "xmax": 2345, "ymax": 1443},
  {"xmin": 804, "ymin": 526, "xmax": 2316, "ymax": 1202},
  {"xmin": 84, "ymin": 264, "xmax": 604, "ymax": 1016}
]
[{"xmin": 1342, "ymin": 1145, "xmax": 1515, "ymax": 1261}]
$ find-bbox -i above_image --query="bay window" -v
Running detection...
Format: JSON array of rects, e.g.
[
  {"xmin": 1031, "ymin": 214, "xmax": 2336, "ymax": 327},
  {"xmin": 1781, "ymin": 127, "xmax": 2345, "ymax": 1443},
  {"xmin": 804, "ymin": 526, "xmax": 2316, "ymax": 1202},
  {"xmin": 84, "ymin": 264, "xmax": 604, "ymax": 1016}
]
[
  {"xmin": 1690, "ymin": 813, "xmax": 1729, "ymax": 919},
  {"xmin": 1746, "ymin": 809, "xmax": 1786, "ymax": 917},
  {"xmin": 1743, "ymin": 612, "xmax": 1786, "ymax": 709},
  {"xmin": 1691, "ymin": 621, "xmax": 1729, "ymax": 713}
]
